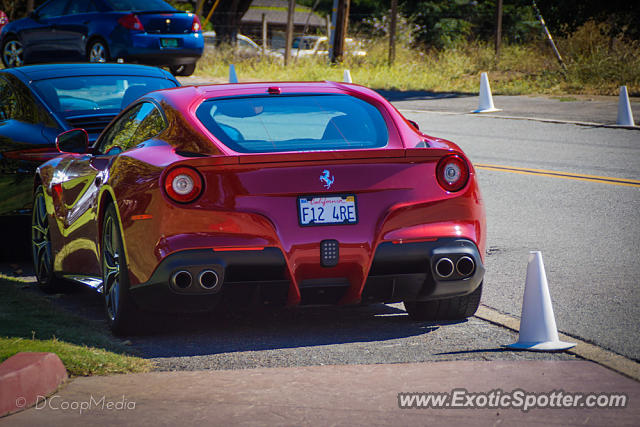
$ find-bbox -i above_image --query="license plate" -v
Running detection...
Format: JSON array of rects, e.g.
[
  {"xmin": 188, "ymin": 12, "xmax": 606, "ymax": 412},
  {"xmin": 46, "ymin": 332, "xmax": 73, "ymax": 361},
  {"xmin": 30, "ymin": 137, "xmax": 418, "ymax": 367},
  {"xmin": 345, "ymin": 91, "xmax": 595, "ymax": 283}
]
[
  {"xmin": 298, "ymin": 195, "xmax": 358, "ymax": 226},
  {"xmin": 161, "ymin": 38, "xmax": 179, "ymax": 48}
]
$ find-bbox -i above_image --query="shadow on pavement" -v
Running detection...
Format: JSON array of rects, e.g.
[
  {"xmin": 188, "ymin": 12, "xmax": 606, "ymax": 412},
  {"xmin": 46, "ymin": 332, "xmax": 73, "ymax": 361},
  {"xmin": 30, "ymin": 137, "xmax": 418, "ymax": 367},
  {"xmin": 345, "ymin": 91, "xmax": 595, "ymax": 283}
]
[
  {"xmin": 3, "ymin": 263, "xmax": 453, "ymax": 359},
  {"xmin": 125, "ymin": 303, "xmax": 449, "ymax": 358},
  {"xmin": 374, "ymin": 89, "xmax": 475, "ymax": 102},
  {"xmin": 0, "ymin": 216, "xmax": 31, "ymax": 262}
]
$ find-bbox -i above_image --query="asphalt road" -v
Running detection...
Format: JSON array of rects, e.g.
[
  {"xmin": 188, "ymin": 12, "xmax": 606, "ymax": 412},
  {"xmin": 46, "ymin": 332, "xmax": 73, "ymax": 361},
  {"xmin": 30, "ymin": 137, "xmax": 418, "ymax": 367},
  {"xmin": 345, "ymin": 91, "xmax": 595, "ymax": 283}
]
[
  {"xmin": 384, "ymin": 92, "xmax": 640, "ymax": 126},
  {"xmin": 2, "ymin": 91, "xmax": 637, "ymax": 370},
  {"xmin": 401, "ymin": 109, "xmax": 640, "ymax": 361}
]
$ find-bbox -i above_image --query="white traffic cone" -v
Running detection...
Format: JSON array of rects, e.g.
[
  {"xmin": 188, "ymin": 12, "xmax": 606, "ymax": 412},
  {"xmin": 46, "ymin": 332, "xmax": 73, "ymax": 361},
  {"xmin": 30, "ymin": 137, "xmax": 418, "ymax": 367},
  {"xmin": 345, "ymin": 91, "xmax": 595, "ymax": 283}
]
[
  {"xmin": 507, "ymin": 251, "xmax": 575, "ymax": 351},
  {"xmin": 229, "ymin": 64, "xmax": 238, "ymax": 83},
  {"xmin": 343, "ymin": 69, "xmax": 352, "ymax": 83},
  {"xmin": 472, "ymin": 72, "xmax": 501, "ymax": 113},
  {"xmin": 617, "ymin": 86, "xmax": 635, "ymax": 126}
]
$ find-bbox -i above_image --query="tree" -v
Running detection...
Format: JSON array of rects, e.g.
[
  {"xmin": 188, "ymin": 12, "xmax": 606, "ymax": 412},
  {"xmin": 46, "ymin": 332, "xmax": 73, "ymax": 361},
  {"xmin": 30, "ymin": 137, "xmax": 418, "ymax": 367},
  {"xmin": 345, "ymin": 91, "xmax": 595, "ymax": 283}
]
[
  {"xmin": 167, "ymin": 0, "xmax": 252, "ymax": 41},
  {"xmin": 535, "ymin": 0, "xmax": 640, "ymax": 40},
  {"xmin": 204, "ymin": 0, "xmax": 253, "ymax": 42},
  {"xmin": 1, "ymin": 0, "xmax": 46, "ymax": 20}
]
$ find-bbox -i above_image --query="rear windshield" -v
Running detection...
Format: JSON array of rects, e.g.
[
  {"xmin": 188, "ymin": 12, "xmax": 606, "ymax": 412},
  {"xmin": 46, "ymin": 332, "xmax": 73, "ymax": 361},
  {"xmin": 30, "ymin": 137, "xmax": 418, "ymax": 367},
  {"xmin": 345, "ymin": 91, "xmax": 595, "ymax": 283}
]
[
  {"xmin": 106, "ymin": 0, "xmax": 175, "ymax": 12},
  {"xmin": 195, "ymin": 94, "xmax": 389, "ymax": 153},
  {"xmin": 32, "ymin": 75, "xmax": 178, "ymax": 116}
]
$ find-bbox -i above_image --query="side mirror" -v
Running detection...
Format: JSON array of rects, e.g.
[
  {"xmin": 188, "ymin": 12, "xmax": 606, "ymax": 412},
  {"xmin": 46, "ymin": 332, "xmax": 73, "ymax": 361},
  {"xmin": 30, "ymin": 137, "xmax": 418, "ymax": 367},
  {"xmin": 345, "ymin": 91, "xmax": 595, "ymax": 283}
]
[
  {"xmin": 408, "ymin": 120, "xmax": 420, "ymax": 131},
  {"xmin": 56, "ymin": 129, "xmax": 89, "ymax": 154}
]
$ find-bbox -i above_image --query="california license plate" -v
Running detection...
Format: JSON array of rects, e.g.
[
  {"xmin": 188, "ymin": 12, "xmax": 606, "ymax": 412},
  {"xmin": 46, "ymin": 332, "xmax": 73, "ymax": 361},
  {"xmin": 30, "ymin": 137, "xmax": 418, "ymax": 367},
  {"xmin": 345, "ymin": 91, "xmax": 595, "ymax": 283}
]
[
  {"xmin": 161, "ymin": 38, "xmax": 179, "ymax": 48},
  {"xmin": 298, "ymin": 195, "xmax": 358, "ymax": 226}
]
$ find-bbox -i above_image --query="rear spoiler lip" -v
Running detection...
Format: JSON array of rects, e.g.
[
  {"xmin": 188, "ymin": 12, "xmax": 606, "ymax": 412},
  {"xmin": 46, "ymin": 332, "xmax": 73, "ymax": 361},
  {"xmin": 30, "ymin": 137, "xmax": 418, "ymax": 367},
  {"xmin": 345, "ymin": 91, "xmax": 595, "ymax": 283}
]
[{"xmin": 170, "ymin": 147, "xmax": 463, "ymax": 168}]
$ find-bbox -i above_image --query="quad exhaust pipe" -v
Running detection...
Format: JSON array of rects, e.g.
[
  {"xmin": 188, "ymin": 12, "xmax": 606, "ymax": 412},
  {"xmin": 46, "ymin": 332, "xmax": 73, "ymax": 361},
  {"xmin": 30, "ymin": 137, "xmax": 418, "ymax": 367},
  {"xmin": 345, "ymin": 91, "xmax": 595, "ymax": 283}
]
[
  {"xmin": 171, "ymin": 270, "xmax": 192, "ymax": 289},
  {"xmin": 170, "ymin": 269, "xmax": 221, "ymax": 291},
  {"xmin": 456, "ymin": 256, "xmax": 475, "ymax": 277},
  {"xmin": 434, "ymin": 256, "xmax": 475, "ymax": 279},
  {"xmin": 434, "ymin": 258, "xmax": 454, "ymax": 278},
  {"xmin": 198, "ymin": 270, "xmax": 219, "ymax": 290}
]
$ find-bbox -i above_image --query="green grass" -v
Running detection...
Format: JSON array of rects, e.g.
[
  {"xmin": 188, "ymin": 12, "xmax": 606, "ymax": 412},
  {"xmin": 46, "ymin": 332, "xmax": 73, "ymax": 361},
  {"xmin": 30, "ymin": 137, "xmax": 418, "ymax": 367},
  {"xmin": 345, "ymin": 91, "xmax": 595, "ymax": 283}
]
[
  {"xmin": 196, "ymin": 25, "xmax": 640, "ymax": 97},
  {"xmin": 0, "ymin": 275, "xmax": 152, "ymax": 376}
]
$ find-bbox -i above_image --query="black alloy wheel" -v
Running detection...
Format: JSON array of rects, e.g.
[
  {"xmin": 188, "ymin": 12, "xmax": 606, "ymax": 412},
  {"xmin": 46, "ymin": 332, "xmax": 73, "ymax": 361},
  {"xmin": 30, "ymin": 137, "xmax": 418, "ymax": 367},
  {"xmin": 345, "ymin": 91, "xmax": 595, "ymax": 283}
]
[
  {"xmin": 102, "ymin": 203, "xmax": 137, "ymax": 335},
  {"xmin": 31, "ymin": 186, "xmax": 62, "ymax": 292}
]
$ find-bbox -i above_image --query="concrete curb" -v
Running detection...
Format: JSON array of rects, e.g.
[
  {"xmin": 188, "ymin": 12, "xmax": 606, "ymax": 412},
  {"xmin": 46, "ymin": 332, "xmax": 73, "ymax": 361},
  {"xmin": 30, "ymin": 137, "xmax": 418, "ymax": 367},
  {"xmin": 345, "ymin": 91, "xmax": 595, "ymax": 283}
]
[
  {"xmin": 476, "ymin": 305, "xmax": 640, "ymax": 381},
  {"xmin": 0, "ymin": 352, "xmax": 67, "ymax": 417}
]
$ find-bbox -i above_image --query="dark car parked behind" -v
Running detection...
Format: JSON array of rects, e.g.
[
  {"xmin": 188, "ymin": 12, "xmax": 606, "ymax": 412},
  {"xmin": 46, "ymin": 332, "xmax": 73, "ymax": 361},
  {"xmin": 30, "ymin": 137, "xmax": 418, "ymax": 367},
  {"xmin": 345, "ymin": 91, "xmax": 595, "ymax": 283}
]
[
  {"xmin": 0, "ymin": 62, "xmax": 179, "ymax": 260},
  {"xmin": 0, "ymin": 63, "xmax": 179, "ymax": 219},
  {"xmin": 0, "ymin": 0, "xmax": 203, "ymax": 76}
]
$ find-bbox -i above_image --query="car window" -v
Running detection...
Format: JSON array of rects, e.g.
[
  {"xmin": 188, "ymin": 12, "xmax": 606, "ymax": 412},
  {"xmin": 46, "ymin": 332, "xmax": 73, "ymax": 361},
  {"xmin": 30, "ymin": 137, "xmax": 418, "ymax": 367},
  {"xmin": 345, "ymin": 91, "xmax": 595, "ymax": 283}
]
[
  {"xmin": 66, "ymin": 0, "xmax": 97, "ymax": 14},
  {"xmin": 98, "ymin": 102, "xmax": 163, "ymax": 154},
  {"xmin": 0, "ymin": 77, "xmax": 16, "ymax": 121},
  {"xmin": 1, "ymin": 75, "xmax": 50, "ymax": 125},
  {"xmin": 97, "ymin": 104, "xmax": 143, "ymax": 155},
  {"xmin": 131, "ymin": 104, "xmax": 166, "ymax": 145},
  {"xmin": 32, "ymin": 76, "xmax": 177, "ymax": 117},
  {"xmin": 106, "ymin": 0, "xmax": 175, "ymax": 12},
  {"xmin": 38, "ymin": 0, "xmax": 70, "ymax": 19},
  {"xmin": 196, "ymin": 94, "xmax": 389, "ymax": 153}
]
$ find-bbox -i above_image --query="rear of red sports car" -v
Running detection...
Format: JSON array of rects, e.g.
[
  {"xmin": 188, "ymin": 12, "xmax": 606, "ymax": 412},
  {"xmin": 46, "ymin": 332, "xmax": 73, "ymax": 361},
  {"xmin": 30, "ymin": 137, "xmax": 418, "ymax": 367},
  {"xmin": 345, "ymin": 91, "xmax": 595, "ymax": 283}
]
[{"xmin": 37, "ymin": 81, "xmax": 485, "ymax": 333}]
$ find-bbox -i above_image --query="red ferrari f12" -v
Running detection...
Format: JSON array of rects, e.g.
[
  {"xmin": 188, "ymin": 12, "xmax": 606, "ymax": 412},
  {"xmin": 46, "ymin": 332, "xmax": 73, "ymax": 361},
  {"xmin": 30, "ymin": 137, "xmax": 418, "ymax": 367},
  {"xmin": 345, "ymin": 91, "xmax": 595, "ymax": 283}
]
[{"xmin": 33, "ymin": 81, "xmax": 486, "ymax": 334}]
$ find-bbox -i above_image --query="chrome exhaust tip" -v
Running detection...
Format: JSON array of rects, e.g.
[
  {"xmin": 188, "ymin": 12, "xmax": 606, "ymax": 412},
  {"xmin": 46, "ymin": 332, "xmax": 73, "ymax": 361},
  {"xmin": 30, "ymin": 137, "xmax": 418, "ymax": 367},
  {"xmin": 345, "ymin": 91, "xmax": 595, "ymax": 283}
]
[
  {"xmin": 456, "ymin": 256, "xmax": 475, "ymax": 277},
  {"xmin": 198, "ymin": 270, "xmax": 219, "ymax": 290},
  {"xmin": 171, "ymin": 270, "xmax": 192, "ymax": 289},
  {"xmin": 434, "ymin": 257, "xmax": 454, "ymax": 278}
]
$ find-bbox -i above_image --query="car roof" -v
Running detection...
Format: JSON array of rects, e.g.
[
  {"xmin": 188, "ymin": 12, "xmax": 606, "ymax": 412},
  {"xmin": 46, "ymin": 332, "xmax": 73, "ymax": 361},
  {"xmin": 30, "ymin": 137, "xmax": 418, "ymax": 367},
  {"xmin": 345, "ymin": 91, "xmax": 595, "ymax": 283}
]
[
  {"xmin": 3, "ymin": 63, "xmax": 176, "ymax": 82},
  {"xmin": 148, "ymin": 81, "xmax": 387, "ymax": 111}
]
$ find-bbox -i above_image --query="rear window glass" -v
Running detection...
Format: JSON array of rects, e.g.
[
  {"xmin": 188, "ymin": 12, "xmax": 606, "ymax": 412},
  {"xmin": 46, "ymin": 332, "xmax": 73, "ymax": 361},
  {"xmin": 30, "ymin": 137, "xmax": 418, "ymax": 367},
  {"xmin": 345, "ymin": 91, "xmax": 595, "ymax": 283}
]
[
  {"xmin": 32, "ymin": 76, "xmax": 177, "ymax": 116},
  {"xmin": 107, "ymin": 0, "xmax": 175, "ymax": 11},
  {"xmin": 195, "ymin": 94, "xmax": 389, "ymax": 153}
]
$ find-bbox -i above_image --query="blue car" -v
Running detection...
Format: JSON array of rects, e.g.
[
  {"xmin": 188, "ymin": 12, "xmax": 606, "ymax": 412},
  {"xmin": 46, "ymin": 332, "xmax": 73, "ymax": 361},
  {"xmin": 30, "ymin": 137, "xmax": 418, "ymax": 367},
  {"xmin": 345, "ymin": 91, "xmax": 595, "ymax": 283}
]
[{"xmin": 0, "ymin": 0, "xmax": 204, "ymax": 76}]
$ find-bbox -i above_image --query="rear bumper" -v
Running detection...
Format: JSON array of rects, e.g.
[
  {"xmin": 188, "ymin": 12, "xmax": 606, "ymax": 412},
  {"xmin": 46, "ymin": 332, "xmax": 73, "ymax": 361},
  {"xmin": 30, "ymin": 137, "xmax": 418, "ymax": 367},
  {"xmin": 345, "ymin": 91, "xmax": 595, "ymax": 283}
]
[
  {"xmin": 110, "ymin": 33, "xmax": 203, "ymax": 65},
  {"xmin": 128, "ymin": 238, "xmax": 484, "ymax": 313},
  {"xmin": 119, "ymin": 51, "xmax": 202, "ymax": 66}
]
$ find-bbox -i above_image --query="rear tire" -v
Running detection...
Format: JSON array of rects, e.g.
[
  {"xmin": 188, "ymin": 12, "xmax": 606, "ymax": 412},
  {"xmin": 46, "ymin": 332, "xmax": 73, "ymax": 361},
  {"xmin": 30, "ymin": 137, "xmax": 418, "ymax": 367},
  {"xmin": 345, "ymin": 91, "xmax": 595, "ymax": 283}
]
[
  {"xmin": 87, "ymin": 39, "xmax": 110, "ymax": 63},
  {"xmin": 404, "ymin": 282, "xmax": 483, "ymax": 321},
  {"xmin": 31, "ymin": 186, "xmax": 64, "ymax": 293},
  {"xmin": 2, "ymin": 37, "xmax": 24, "ymax": 68},
  {"xmin": 169, "ymin": 63, "xmax": 196, "ymax": 76},
  {"xmin": 102, "ymin": 203, "xmax": 138, "ymax": 335}
]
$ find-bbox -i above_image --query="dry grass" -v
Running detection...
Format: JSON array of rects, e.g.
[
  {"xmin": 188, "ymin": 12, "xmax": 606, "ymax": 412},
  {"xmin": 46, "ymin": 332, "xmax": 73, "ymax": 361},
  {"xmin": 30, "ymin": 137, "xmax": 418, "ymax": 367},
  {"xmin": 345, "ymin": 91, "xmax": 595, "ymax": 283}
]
[{"xmin": 196, "ymin": 22, "xmax": 640, "ymax": 96}]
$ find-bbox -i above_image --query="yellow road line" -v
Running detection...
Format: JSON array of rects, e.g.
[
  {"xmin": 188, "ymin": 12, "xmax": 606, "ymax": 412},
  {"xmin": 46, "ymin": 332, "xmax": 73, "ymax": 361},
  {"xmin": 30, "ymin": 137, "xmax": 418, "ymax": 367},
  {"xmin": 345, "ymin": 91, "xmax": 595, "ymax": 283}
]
[{"xmin": 475, "ymin": 163, "xmax": 640, "ymax": 188}]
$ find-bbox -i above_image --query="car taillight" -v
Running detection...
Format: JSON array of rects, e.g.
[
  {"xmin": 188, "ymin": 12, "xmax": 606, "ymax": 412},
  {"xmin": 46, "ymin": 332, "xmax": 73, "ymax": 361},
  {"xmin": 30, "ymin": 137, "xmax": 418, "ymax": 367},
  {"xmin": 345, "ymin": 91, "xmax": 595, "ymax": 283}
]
[
  {"xmin": 436, "ymin": 154, "xmax": 469, "ymax": 192},
  {"xmin": 164, "ymin": 167, "xmax": 203, "ymax": 203},
  {"xmin": 118, "ymin": 13, "xmax": 144, "ymax": 31},
  {"xmin": 191, "ymin": 14, "xmax": 202, "ymax": 32}
]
